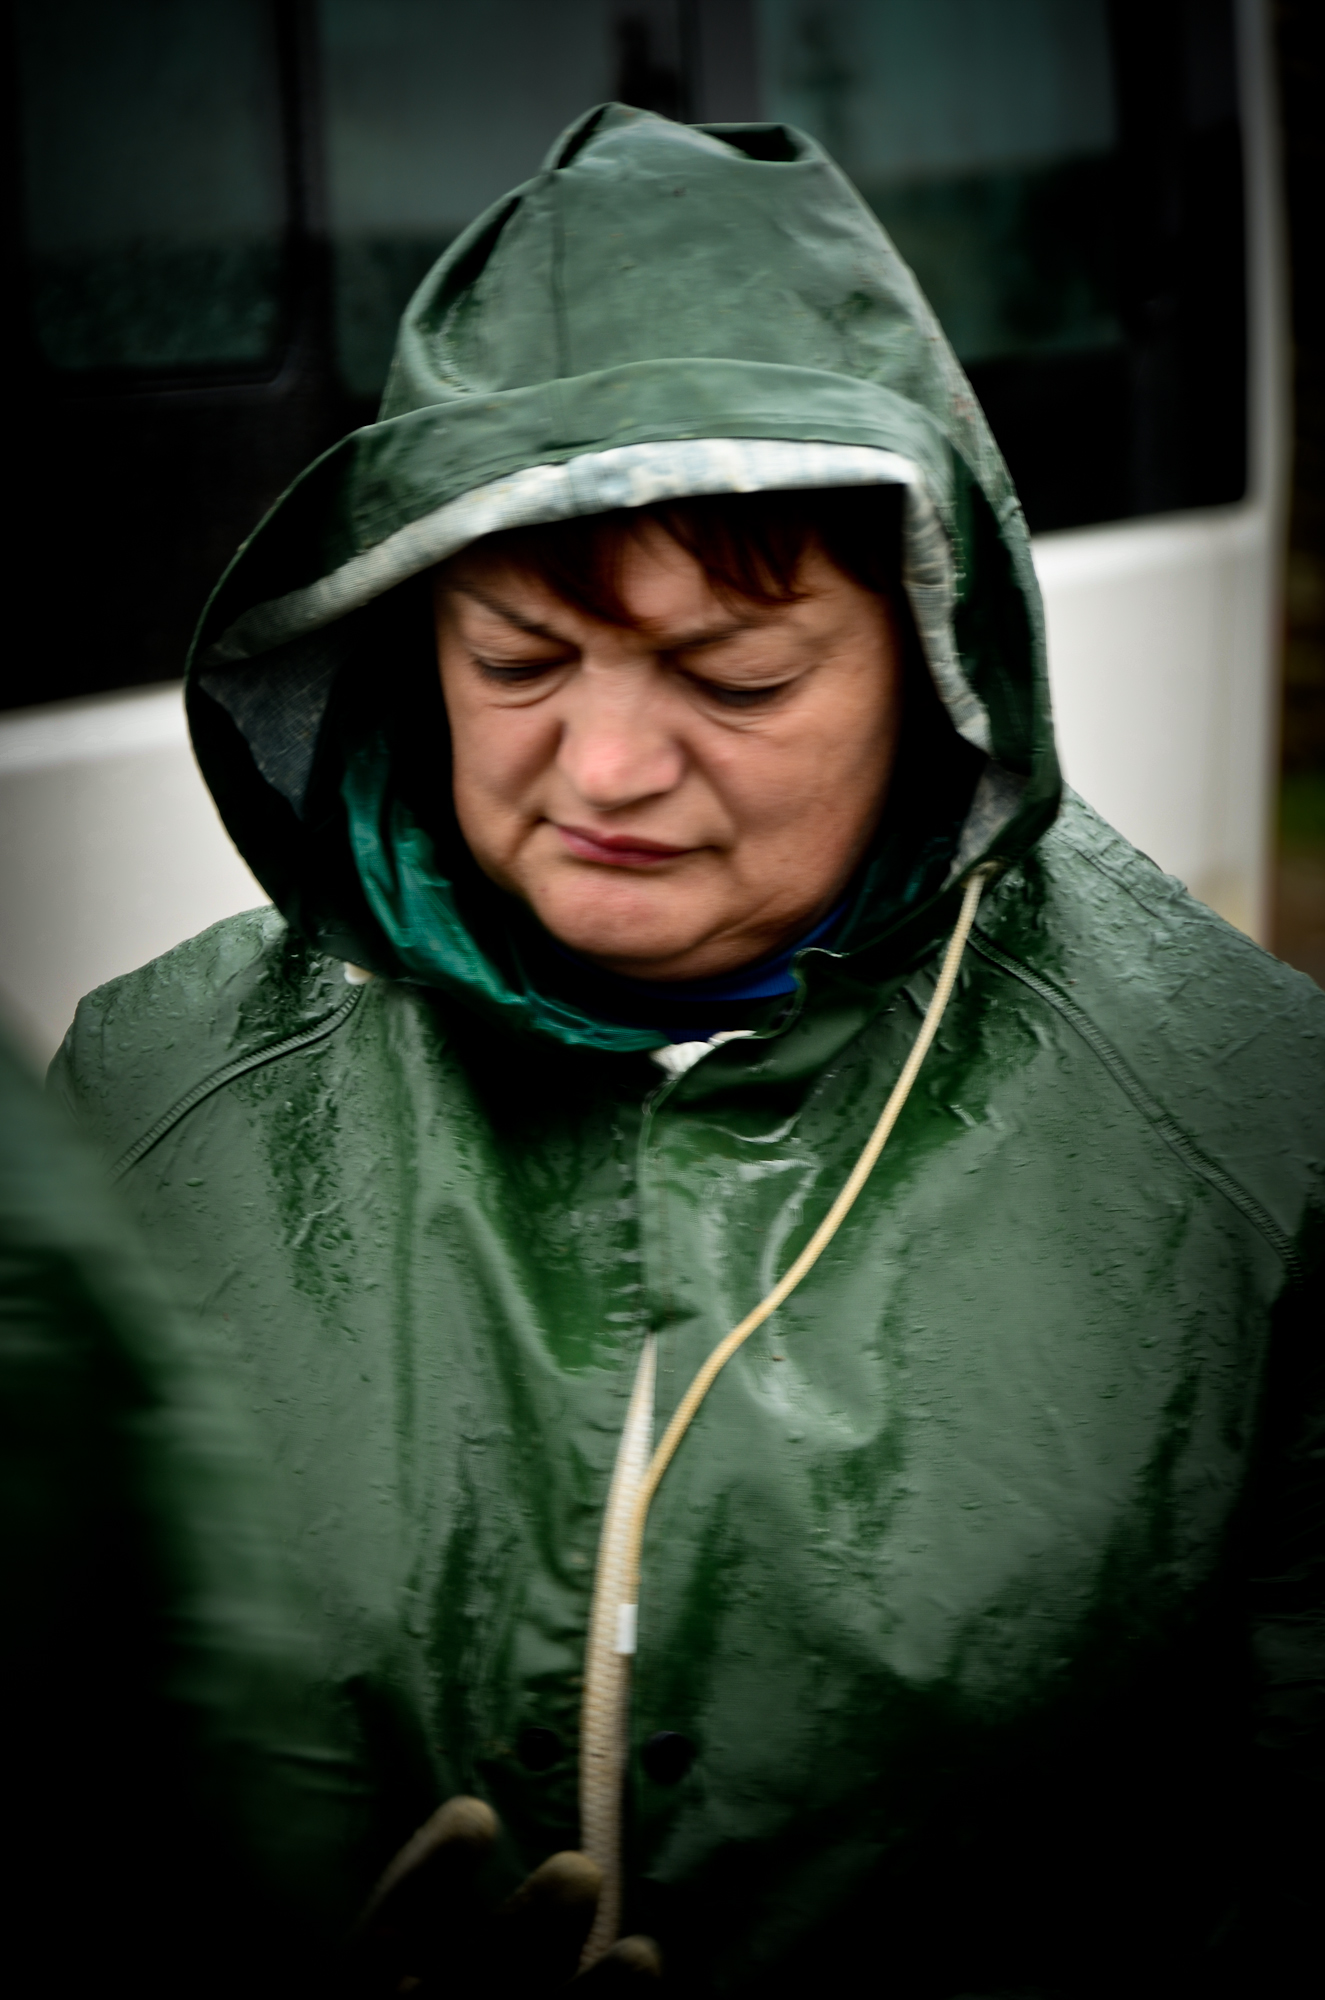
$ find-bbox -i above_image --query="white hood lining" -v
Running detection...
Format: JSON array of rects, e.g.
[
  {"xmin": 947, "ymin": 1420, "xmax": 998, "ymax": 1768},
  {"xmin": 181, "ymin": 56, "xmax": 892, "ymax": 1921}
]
[{"xmin": 206, "ymin": 437, "xmax": 993, "ymax": 757}]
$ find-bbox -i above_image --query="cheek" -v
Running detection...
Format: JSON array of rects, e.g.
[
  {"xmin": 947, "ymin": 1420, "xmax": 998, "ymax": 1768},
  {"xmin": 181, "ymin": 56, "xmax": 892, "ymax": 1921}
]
[
  {"xmin": 809, "ymin": 659, "xmax": 904, "ymax": 809},
  {"xmin": 445, "ymin": 696, "xmax": 560, "ymax": 845},
  {"xmin": 710, "ymin": 695, "xmax": 896, "ymax": 840}
]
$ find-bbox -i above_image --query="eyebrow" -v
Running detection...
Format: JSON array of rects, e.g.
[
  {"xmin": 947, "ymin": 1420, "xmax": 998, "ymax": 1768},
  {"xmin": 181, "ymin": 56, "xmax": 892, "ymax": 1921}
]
[
  {"xmin": 454, "ymin": 581, "xmax": 763, "ymax": 653},
  {"xmin": 454, "ymin": 582, "xmax": 569, "ymax": 643}
]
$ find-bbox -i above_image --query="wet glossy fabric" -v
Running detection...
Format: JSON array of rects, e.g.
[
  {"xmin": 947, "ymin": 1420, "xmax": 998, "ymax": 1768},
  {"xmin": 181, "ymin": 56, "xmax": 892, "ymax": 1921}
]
[
  {"xmin": 1, "ymin": 1032, "xmax": 354, "ymax": 1990},
  {"xmin": 53, "ymin": 801, "xmax": 1325, "ymax": 1991},
  {"xmin": 52, "ymin": 103, "xmax": 1325, "ymax": 1995}
]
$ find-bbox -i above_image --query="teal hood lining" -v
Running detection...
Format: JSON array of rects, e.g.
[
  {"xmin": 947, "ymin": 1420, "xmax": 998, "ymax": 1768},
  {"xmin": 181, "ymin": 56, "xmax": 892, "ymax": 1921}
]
[{"xmin": 341, "ymin": 729, "xmax": 668, "ymax": 1054}]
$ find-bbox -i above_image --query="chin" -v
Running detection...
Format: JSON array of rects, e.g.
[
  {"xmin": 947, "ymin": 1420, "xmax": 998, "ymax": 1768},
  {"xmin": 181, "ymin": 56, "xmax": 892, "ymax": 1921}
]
[{"xmin": 530, "ymin": 872, "xmax": 705, "ymax": 974}]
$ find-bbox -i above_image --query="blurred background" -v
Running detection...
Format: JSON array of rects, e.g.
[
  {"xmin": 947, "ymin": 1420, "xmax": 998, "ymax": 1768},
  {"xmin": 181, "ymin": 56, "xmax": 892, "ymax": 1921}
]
[{"xmin": 0, "ymin": 0, "xmax": 1320, "ymax": 1059}]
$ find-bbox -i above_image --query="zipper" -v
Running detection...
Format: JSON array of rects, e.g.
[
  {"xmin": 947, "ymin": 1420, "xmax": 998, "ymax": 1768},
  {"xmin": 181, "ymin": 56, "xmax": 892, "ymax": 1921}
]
[{"xmin": 110, "ymin": 986, "xmax": 365, "ymax": 1182}]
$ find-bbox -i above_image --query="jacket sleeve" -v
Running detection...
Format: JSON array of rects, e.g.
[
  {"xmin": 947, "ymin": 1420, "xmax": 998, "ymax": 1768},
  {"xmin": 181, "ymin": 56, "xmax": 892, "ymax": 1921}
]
[{"xmin": 5, "ymin": 1029, "xmax": 366, "ymax": 1992}]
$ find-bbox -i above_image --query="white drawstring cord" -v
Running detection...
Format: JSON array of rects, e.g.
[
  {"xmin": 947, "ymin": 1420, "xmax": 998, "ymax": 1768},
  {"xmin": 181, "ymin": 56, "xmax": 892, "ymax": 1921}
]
[
  {"xmin": 576, "ymin": 1336, "xmax": 657, "ymax": 1957},
  {"xmin": 577, "ymin": 866, "xmax": 990, "ymax": 1966}
]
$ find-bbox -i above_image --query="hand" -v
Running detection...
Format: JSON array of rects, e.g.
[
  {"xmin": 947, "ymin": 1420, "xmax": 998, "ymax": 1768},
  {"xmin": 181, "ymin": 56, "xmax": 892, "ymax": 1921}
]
[{"xmin": 346, "ymin": 1796, "xmax": 661, "ymax": 1996}]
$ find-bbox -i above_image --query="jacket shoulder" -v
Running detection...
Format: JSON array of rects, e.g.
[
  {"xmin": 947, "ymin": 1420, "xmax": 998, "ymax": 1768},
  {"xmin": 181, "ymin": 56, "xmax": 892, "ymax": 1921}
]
[
  {"xmin": 980, "ymin": 793, "xmax": 1325, "ymax": 1271},
  {"xmin": 49, "ymin": 908, "xmax": 354, "ymax": 1167}
]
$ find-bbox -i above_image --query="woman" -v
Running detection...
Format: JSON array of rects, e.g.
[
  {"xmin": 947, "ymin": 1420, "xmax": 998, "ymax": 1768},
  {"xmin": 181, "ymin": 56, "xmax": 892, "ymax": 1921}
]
[{"xmin": 54, "ymin": 107, "xmax": 1322, "ymax": 1995}]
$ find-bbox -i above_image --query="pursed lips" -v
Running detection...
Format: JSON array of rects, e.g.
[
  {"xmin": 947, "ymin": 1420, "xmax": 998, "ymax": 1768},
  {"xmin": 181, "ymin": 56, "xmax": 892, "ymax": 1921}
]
[{"xmin": 554, "ymin": 823, "xmax": 695, "ymax": 868}]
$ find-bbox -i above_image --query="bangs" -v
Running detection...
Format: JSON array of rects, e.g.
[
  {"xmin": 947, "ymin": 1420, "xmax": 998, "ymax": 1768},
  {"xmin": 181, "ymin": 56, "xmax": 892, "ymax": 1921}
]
[{"xmin": 446, "ymin": 485, "xmax": 907, "ymax": 624}]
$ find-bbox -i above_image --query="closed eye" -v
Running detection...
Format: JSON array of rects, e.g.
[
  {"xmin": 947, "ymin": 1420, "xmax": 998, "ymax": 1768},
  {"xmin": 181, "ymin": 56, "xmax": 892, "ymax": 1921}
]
[
  {"xmin": 472, "ymin": 654, "xmax": 569, "ymax": 685},
  {"xmin": 687, "ymin": 675, "xmax": 794, "ymax": 709}
]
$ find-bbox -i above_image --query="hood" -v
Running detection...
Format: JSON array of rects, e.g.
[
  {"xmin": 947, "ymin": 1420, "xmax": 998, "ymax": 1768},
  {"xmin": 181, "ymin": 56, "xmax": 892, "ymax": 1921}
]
[{"xmin": 187, "ymin": 103, "xmax": 1061, "ymax": 1048}]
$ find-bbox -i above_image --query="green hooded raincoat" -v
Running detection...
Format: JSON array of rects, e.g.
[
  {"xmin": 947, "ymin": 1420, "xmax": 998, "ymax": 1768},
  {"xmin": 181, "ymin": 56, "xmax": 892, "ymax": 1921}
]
[{"xmin": 53, "ymin": 108, "xmax": 1324, "ymax": 1995}]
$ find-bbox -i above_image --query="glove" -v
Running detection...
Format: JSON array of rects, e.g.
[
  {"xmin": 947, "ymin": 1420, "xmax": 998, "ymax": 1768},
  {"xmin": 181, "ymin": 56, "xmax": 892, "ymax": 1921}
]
[{"xmin": 346, "ymin": 1795, "xmax": 661, "ymax": 1996}]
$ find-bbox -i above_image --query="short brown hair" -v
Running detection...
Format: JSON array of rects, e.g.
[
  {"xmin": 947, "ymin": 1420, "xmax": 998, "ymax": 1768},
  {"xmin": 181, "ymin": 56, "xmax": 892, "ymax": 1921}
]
[{"xmin": 450, "ymin": 484, "xmax": 907, "ymax": 624}]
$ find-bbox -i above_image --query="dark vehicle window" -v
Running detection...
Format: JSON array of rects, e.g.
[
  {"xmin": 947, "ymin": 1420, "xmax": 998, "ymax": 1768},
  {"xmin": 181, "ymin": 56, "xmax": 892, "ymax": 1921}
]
[
  {"xmin": 15, "ymin": 0, "xmax": 289, "ymax": 373},
  {"xmin": 760, "ymin": 0, "xmax": 1119, "ymax": 366},
  {"xmin": 3, "ymin": 0, "xmax": 1247, "ymax": 711},
  {"xmin": 754, "ymin": 0, "xmax": 1245, "ymax": 530},
  {"xmin": 322, "ymin": 0, "xmax": 617, "ymax": 397}
]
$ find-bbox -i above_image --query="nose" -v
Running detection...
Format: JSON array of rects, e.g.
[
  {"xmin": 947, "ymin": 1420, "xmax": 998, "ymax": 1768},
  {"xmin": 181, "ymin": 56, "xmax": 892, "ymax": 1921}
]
[{"xmin": 556, "ymin": 668, "xmax": 685, "ymax": 810}]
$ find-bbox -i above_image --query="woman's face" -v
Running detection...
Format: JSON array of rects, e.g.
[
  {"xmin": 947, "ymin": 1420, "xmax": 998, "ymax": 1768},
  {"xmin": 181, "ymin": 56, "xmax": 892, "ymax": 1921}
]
[{"xmin": 435, "ymin": 521, "xmax": 904, "ymax": 982}]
